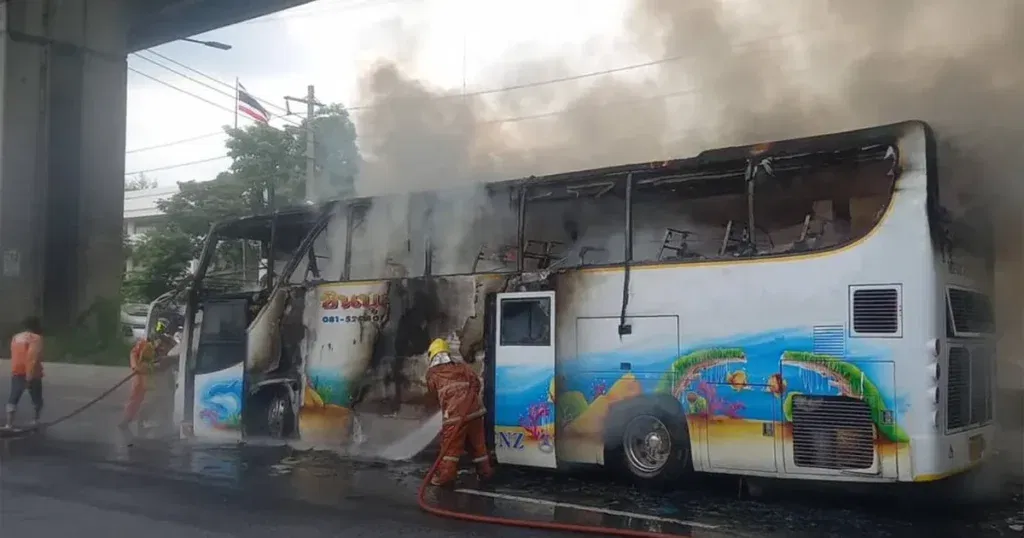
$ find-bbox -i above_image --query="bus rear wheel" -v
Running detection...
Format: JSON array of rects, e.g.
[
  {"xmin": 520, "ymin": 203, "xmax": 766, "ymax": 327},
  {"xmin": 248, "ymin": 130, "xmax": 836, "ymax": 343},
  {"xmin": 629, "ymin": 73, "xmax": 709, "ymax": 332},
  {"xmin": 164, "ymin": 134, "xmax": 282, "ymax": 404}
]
[{"xmin": 607, "ymin": 400, "xmax": 691, "ymax": 487}]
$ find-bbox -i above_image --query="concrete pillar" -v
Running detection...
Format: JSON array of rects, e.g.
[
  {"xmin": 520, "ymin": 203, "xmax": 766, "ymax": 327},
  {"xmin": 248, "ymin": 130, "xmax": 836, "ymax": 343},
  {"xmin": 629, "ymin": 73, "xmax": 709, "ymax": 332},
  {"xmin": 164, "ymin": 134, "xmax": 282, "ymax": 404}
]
[{"xmin": 0, "ymin": 0, "xmax": 127, "ymax": 336}]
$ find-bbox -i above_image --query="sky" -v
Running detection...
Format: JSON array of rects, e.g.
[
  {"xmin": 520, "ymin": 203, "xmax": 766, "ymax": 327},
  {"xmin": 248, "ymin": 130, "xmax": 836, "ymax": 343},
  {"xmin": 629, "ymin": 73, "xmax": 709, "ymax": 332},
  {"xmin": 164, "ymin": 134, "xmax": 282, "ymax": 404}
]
[{"xmin": 124, "ymin": 0, "xmax": 634, "ymax": 188}]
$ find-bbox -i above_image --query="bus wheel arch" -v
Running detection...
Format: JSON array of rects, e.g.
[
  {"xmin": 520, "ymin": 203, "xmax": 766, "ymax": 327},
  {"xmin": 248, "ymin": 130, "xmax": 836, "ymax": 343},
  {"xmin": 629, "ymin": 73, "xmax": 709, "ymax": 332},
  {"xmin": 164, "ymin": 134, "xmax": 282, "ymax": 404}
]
[
  {"xmin": 247, "ymin": 382, "xmax": 297, "ymax": 439},
  {"xmin": 602, "ymin": 393, "xmax": 692, "ymax": 486}
]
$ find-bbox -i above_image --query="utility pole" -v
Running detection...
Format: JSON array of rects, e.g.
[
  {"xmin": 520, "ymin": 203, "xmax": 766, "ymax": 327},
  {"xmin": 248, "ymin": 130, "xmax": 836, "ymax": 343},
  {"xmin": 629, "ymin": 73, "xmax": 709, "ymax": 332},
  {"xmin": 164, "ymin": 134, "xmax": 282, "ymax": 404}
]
[{"xmin": 285, "ymin": 85, "xmax": 321, "ymax": 203}]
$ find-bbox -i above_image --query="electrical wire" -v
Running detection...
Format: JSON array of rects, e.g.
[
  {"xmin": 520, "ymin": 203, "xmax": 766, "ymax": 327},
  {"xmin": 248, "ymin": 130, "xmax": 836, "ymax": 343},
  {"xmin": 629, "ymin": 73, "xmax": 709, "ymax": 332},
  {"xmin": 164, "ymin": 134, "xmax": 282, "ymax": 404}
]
[
  {"xmin": 125, "ymin": 155, "xmax": 230, "ymax": 176},
  {"xmin": 126, "ymin": 132, "xmax": 225, "ymax": 154},
  {"xmin": 128, "ymin": 67, "xmax": 239, "ymax": 117},
  {"xmin": 141, "ymin": 50, "xmax": 293, "ymax": 117},
  {"xmin": 132, "ymin": 53, "xmax": 304, "ymax": 128}
]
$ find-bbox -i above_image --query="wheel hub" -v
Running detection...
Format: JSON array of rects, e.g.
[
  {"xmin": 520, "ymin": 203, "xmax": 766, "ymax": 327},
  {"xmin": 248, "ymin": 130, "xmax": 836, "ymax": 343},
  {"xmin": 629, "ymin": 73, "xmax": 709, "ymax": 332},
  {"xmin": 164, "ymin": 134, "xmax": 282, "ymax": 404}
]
[{"xmin": 623, "ymin": 415, "xmax": 672, "ymax": 475}]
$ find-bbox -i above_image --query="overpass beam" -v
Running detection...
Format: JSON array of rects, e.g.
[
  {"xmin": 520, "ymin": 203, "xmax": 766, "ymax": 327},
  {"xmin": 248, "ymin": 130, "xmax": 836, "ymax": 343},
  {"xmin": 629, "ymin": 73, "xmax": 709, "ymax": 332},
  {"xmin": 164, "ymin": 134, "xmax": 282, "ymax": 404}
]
[{"xmin": 0, "ymin": 0, "xmax": 128, "ymax": 338}]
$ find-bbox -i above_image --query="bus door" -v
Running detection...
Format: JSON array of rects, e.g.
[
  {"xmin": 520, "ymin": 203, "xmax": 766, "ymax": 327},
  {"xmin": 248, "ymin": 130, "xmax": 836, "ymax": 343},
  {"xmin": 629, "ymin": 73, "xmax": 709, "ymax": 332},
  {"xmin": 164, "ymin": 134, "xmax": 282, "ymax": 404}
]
[
  {"xmin": 190, "ymin": 298, "xmax": 248, "ymax": 441},
  {"xmin": 493, "ymin": 290, "xmax": 558, "ymax": 469}
]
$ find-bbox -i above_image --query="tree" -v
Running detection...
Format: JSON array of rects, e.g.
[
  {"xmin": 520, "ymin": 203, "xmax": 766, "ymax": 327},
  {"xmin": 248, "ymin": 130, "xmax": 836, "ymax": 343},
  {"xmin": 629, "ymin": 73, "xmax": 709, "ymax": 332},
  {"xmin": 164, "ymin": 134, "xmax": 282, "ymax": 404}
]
[
  {"xmin": 308, "ymin": 103, "xmax": 361, "ymax": 200},
  {"xmin": 122, "ymin": 228, "xmax": 194, "ymax": 303},
  {"xmin": 122, "ymin": 104, "xmax": 360, "ymax": 302},
  {"xmin": 125, "ymin": 172, "xmax": 158, "ymax": 191}
]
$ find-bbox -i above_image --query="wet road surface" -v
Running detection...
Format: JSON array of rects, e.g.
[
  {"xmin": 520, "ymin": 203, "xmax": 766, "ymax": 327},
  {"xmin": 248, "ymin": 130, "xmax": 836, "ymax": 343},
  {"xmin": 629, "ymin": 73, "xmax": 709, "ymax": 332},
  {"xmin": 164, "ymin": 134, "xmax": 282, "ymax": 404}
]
[{"xmin": 1, "ymin": 365, "xmax": 1022, "ymax": 537}]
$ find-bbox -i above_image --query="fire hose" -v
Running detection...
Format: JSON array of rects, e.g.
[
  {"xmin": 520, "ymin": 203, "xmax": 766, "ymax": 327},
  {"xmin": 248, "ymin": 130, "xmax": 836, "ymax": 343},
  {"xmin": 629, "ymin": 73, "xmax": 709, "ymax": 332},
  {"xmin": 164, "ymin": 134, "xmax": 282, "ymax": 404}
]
[
  {"xmin": 0, "ymin": 370, "xmax": 138, "ymax": 439},
  {"xmin": 1, "ymin": 372, "xmax": 689, "ymax": 537},
  {"xmin": 416, "ymin": 397, "xmax": 689, "ymax": 537}
]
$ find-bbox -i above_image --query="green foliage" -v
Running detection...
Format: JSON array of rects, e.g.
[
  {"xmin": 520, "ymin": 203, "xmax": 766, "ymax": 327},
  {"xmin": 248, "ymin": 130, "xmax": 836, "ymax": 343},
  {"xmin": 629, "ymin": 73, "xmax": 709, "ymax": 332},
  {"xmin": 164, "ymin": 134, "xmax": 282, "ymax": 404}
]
[
  {"xmin": 780, "ymin": 351, "xmax": 910, "ymax": 443},
  {"xmin": 655, "ymin": 348, "xmax": 747, "ymax": 394},
  {"xmin": 308, "ymin": 103, "xmax": 361, "ymax": 200},
  {"xmin": 48, "ymin": 296, "xmax": 132, "ymax": 365},
  {"xmin": 122, "ymin": 228, "xmax": 194, "ymax": 303}
]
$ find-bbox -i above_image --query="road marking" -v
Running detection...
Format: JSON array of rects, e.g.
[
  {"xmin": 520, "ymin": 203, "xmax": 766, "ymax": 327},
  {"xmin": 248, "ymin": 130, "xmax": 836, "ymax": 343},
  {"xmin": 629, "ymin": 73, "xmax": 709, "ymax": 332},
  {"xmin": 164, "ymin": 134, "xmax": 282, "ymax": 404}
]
[{"xmin": 454, "ymin": 488, "xmax": 720, "ymax": 530}]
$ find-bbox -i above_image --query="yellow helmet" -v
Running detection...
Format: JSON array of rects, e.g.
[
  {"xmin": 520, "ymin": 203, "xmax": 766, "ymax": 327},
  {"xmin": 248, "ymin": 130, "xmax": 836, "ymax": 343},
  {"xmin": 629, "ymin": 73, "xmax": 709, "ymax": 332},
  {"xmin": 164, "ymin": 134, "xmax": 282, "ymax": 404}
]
[{"xmin": 427, "ymin": 338, "xmax": 450, "ymax": 360}]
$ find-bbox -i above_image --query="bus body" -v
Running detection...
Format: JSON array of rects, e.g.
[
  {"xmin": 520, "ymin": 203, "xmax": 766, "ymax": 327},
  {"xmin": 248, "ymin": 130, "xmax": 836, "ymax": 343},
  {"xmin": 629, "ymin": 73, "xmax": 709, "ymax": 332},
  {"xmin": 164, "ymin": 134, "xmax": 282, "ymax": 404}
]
[{"xmin": 173, "ymin": 120, "xmax": 995, "ymax": 485}]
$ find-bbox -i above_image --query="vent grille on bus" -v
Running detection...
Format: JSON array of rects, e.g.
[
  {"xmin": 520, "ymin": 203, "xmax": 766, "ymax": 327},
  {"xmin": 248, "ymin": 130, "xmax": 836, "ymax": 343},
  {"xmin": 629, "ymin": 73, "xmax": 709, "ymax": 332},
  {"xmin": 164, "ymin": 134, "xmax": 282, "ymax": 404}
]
[
  {"xmin": 812, "ymin": 325, "xmax": 847, "ymax": 356},
  {"xmin": 946, "ymin": 347, "xmax": 970, "ymax": 430},
  {"xmin": 851, "ymin": 287, "xmax": 900, "ymax": 335},
  {"xmin": 947, "ymin": 288, "xmax": 994, "ymax": 335},
  {"xmin": 792, "ymin": 395, "xmax": 875, "ymax": 470},
  {"xmin": 946, "ymin": 345, "xmax": 993, "ymax": 431}
]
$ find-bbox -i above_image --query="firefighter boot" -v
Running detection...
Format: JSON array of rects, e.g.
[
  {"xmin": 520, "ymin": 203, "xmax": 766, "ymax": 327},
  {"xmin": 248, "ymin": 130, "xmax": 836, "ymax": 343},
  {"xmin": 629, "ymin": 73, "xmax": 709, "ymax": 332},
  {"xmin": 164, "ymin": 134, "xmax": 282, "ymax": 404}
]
[
  {"xmin": 473, "ymin": 455, "xmax": 495, "ymax": 482},
  {"xmin": 430, "ymin": 457, "xmax": 459, "ymax": 487}
]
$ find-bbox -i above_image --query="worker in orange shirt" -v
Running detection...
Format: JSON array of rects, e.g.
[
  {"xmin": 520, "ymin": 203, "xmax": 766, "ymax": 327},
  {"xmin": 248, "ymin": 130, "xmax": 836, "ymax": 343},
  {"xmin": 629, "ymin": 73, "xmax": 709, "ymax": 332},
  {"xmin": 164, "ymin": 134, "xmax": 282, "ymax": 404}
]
[
  {"xmin": 4, "ymin": 316, "xmax": 45, "ymax": 429},
  {"xmin": 424, "ymin": 338, "xmax": 494, "ymax": 487},
  {"xmin": 118, "ymin": 319, "xmax": 175, "ymax": 433}
]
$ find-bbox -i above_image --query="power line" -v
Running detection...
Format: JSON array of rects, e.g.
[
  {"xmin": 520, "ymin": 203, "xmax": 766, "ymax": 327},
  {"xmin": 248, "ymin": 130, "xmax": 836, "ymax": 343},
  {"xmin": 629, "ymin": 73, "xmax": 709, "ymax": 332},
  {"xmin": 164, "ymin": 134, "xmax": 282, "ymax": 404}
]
[
  {"xmin": 125, "ymin": 156, "xmax": 230, "ymax": 176},
  {"xmin": 141, "ymin": 50, "xmax": 294, "ymax": 118},
  {"xmin": 129, "ymin": 66, "xmax": 239, "ymax": 117},
  {"xmin": 126, "ymin": 131, "xmax": 225, "ymax": 154},
  {"xmin": 132, "ymin": 53, "xmax": 303, "ymax": 128}
]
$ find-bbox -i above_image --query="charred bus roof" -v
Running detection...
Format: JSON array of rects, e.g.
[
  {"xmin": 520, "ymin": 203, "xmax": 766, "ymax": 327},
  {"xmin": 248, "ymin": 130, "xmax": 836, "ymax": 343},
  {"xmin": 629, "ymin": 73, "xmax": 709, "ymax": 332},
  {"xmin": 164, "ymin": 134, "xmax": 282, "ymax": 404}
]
[
  {"xmin": 211, "ymin": 120, "xmax": 929, "ymax": 224},
  {"xmin": 209, "ymin": 204, "xmax": 325, "ymax": 252}
]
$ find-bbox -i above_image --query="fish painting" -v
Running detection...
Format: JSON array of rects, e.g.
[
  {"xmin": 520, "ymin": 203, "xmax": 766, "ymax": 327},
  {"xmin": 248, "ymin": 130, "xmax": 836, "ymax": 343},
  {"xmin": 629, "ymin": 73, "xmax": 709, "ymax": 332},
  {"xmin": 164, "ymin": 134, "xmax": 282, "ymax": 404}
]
[
  {"xmin": 726, "ymin": 370, "xmax": 752, "ymax": 392},
  {"xmin": 765, "ymin": 373, "xmax": 787, "ymax": 397},
  {"xmin": 198, "ymin": 379, "xmax": 243, "ymax": 429}
]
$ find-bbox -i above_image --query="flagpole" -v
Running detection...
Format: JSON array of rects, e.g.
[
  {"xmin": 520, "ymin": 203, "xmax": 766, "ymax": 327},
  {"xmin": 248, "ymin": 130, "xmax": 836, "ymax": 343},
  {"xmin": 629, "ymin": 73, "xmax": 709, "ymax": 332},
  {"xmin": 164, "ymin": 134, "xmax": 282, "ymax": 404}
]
[{"xmin": 233, "ymin": 77, "xmax": 240, "ymax": 129}]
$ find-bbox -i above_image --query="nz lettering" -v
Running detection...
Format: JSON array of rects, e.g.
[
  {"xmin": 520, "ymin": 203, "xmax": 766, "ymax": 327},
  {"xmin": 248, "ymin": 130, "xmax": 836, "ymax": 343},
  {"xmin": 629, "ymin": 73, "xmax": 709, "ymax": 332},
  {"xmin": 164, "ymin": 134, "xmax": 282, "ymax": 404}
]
[{"xmin": 497, "ymin": 431, "xmax": 525, "ymax": 450}]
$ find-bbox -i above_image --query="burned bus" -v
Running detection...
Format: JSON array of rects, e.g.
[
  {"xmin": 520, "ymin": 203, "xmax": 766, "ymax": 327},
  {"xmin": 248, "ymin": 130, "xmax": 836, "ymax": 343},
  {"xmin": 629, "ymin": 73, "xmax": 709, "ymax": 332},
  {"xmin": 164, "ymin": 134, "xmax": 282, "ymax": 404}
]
[{"xmin": 172, "ymin": 120, "xmax": 995, "ymax": 485}]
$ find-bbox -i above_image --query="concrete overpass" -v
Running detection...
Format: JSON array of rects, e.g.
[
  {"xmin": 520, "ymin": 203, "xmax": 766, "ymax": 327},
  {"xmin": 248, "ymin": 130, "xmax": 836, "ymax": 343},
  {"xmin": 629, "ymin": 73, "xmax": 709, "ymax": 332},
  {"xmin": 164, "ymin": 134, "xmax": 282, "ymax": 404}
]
[{"xmin": 0, "ymin": 0, "xmax": 310, "ymax": 335}]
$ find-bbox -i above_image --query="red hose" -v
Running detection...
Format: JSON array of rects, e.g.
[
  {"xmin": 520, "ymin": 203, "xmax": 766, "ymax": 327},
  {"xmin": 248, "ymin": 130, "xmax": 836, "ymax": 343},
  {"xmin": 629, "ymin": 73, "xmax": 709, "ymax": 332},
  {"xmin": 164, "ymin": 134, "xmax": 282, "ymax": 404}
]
[{"xmin": 416, "ymin": 414, "xmax": 691, "ymax": 537}]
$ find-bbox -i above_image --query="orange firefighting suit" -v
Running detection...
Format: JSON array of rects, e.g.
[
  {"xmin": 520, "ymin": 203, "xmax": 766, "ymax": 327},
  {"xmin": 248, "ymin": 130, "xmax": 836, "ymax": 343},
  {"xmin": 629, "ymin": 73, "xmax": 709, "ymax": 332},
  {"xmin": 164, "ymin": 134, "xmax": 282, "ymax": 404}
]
[
  {"xmin": 121, "ymin": 333, "xmax": 173, "ymax": 427},
  {"xmin": 424, "ymin": 338, "xmax": 494, "ymax": 487}
]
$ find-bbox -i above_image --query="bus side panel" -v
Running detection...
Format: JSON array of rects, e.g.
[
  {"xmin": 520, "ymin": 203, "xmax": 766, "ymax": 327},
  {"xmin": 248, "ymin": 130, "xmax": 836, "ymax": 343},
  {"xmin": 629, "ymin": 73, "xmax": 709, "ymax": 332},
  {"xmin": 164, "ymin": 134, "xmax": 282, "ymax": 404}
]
[
  {"xmin": 555, "ymin": 315, "xmax": 679, "ymax": 466},
  {"xmin": 545, "ymin": 172, "xmax": 927, "ymax": 480}
]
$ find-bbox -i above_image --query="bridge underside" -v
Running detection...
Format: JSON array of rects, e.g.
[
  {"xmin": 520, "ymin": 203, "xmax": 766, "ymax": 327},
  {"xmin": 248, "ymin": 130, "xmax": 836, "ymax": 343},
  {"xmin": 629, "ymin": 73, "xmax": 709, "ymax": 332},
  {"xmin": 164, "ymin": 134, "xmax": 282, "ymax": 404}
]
[
  {"xmin": 0, "ymin": 0, "xmax": 312, "ymax": 340},
  {"xmin": 128, "ymin": 0, "xmax": 315, "ymax": 52}
]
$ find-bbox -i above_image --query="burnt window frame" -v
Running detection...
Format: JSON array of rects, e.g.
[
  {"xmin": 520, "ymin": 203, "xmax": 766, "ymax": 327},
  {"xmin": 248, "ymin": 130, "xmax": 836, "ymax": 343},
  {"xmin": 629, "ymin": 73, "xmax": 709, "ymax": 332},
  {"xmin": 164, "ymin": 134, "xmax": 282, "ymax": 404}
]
[
  {"xmin": 519, "ymin": 177, "xmax": 630, "ymax": 271},
  {"xmin": 499, "ymin": 297, "xmax": 552, "ymax": 347},
  {"xmin": 426, "ymin": 184, "xmax": 521, "ymax": 277}
]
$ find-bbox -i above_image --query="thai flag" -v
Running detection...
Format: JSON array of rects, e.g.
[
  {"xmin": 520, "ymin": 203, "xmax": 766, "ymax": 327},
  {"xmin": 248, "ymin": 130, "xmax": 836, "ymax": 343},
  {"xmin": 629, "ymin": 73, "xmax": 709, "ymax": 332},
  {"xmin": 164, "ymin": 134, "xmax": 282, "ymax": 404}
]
[{"xmin": 237, "ymin": 82, "xmax": 270, "ymax": 124}]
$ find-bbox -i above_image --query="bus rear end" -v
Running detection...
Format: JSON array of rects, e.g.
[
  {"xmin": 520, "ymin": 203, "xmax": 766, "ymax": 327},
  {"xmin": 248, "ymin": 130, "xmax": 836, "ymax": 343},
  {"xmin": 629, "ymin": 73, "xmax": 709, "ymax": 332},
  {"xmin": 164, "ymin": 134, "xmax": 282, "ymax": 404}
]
[{"xmin": 925, "ymin": 253, "xmax": 997, "ymax": 482}]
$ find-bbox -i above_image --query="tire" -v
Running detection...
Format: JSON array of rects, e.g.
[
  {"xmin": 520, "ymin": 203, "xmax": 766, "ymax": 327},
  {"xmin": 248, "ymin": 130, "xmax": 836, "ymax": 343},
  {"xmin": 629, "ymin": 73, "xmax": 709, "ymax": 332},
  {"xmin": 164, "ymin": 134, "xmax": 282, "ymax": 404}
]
[
  {"xmin": 265, "ymin": 390, "xmax": 295, "ymax": 440},
  {"xmin": 606, "ymin": 398, "xmax": 691, "ymax": 487}
]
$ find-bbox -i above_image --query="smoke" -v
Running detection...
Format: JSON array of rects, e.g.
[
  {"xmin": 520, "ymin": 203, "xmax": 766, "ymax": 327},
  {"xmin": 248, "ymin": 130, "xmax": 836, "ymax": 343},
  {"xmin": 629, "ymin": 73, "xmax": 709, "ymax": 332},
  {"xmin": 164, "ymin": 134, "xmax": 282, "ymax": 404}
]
[{"xmin": 342, "ymin": 0, "xmax": 1023, "ymax": 482}]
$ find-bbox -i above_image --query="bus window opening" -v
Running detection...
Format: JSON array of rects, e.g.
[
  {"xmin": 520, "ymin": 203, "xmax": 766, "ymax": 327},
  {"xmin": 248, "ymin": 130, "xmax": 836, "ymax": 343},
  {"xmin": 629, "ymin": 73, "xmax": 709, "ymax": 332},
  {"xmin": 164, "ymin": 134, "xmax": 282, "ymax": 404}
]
[
  {"xmin": 430, "ymin": 185, "xmax": 519, "ymax": 275},
  {"xmin": 631, "ymin": 170, "xmax": 749, "ymax": 263},
  {"xmin": 522, "ymin": 178, "xmax": 627, "ymax": 270},
  {"xmin": 751, "ymin": 152, "xmax": 895, "ymax": 256}
]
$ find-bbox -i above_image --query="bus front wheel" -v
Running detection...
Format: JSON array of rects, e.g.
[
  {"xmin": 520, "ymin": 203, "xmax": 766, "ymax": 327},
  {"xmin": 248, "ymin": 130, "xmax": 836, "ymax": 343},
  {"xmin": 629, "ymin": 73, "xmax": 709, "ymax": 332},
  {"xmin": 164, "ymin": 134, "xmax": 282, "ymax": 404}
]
[
  {"xmin": 606, "ymin": 398, "xmax": 691, "ymax": 487},
  {"xmin": 266, "ymin": 391, "xmax": 295, "ymax": 439},
  {"xmin": 248, "ymin": 388, "xmax": 295, "ymax": 440}
]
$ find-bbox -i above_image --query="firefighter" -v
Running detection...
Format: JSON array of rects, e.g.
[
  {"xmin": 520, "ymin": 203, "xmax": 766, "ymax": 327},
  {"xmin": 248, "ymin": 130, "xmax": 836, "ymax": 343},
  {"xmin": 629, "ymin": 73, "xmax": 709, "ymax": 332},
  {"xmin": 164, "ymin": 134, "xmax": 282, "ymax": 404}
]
[
  {"xmin": 118, "ymin": 319, "xmax": 175, "ymax": 433},
  {"xmin": 424, "ymin": 338, "xmax": 494, "ymax": 487}
]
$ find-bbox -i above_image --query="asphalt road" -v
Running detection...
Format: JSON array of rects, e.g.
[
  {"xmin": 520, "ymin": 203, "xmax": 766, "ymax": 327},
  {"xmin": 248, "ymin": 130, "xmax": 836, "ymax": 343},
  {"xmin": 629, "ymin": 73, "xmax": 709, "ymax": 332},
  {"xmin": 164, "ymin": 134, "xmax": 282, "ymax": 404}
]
[{"xmin": 0, "ymin": 362, "xmax": 1021, "ymax": 538}]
